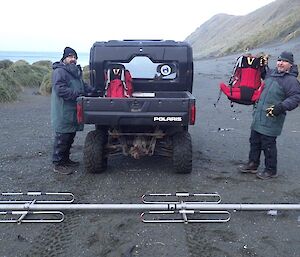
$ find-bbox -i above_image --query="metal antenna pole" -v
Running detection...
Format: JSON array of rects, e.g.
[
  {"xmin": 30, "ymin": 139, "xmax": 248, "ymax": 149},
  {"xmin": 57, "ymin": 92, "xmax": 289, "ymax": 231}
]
[{"xmin": 0, "ymin": 192, "xmax": 299, "ymax": 224}]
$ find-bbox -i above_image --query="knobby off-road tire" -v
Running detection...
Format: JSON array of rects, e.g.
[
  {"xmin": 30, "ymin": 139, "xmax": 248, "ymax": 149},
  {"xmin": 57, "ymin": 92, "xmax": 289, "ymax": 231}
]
[
  {"xmin": 84, "ymin": 129, "xmax": 108, "ymax": 173},
  {"xmin": 172, "ymin": 131, "xmax": 192, "ymax": 173}
]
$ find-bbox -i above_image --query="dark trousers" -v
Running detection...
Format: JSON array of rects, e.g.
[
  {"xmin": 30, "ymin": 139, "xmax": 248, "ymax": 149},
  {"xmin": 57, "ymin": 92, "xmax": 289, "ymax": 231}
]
[
  {"xmin": 249, "ymin": 130, "xmax": 277, "ymax": 173},
  {"xmin": 52, "ymin": 132, "xmax": 76, "ymax": 164}
]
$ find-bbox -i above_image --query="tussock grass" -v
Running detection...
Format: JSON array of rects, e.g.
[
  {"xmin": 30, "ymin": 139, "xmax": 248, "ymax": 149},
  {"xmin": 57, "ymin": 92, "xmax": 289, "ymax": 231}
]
[
  {"xmin": 0, "ymin": 59, "xmax": 13, "ymax": 69},
  {"xmin": 0, "ymin": 69, "xmax": 23, "ymax": 102},
  {"xmin": 6, "ymin": 62, "xmax": 49, "ymax": 88},
  {"xmin": 82, "ymin": 65, "xmax": 90, "ymax": 85},
  {"xmin": 1, "ymin": 60, "xmax": 91, "ymax": 102},
  {"xmin": 39, "ymin": 72, "xmax": 52, "ymax": 96},
  {"xmin": 0, "ymin": 60, "xmax": 51, "ymax": 102},
  {"xmin": 32, "ymin": 60, "xmax": 52, "ymax": 69}
]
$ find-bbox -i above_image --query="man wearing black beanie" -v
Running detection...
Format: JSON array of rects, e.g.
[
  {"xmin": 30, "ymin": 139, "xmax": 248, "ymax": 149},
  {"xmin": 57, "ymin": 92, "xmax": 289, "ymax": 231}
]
[
  {"xmin": 61, "ymin": 47, "xmax": 78, "ymax": 62},
  {"xmin": 51, "ymin": 47, "xmax": 91, "ymax": 175},
  {"xmin": 239, "ymin": 51, "xmax": 300, "ymax": 179}
]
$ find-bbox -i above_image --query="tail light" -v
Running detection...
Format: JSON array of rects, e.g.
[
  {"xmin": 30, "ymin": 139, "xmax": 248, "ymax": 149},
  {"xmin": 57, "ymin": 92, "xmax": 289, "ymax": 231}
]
[
  {"xmin": 77, "ymin": 102, "xmax": 83, "ymax": 124},
  {"xmin": 189, "ymin": 102, "xmax": 196, "ymax": 125}
]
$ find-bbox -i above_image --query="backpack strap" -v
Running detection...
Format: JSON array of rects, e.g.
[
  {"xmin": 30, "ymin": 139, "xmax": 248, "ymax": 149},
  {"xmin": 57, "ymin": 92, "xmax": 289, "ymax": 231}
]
[
  {"xmin": 104, "ymin": 69, "xmax": 111, "ymax": 91},
  {"xmin": 215, "ymin": 56, "xmax": 243, "ymax": 107},
  {"xmin": 214, "ymin": 88, "xmax": 223, "ymax": 107}
]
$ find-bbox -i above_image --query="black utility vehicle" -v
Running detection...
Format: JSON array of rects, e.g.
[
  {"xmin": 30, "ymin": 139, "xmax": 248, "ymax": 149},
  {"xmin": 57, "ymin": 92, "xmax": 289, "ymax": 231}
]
[{"xmin": 77, "ymin": 40, "xmax": 196, "ymax": 173}]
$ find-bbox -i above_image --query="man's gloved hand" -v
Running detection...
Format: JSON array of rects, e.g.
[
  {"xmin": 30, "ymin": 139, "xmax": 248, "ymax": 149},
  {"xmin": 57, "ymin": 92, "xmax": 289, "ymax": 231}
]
[
  {"xmin": 266, "ymin": 105, "xmax": 274, "ymax": 117},
  {"xmin": 266, "ymin": 104, "xmax": 284, "ymax": 117}
]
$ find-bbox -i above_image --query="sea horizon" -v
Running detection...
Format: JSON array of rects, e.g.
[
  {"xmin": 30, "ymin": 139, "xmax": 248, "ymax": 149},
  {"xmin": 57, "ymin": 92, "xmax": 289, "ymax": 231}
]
[{"xmin": 0, "ymin": 50, "xmax": 90, "ymax": 66}]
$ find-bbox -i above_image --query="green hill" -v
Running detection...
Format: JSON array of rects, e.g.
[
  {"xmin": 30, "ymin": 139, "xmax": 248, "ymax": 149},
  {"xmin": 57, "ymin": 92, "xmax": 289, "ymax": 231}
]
[{"xmin": 186, "ymin": 0, "xmax": 300, "ymax": 59}]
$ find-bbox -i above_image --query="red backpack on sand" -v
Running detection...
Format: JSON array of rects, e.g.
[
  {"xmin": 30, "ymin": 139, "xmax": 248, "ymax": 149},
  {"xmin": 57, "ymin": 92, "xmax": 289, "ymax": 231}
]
[
  {"xmin": 218, "ymin": 55, "xmax": 267, "ymax": 105},
  {"xmin": 105, "ymin": 63, "xmax": 133, "ymax": 98}
]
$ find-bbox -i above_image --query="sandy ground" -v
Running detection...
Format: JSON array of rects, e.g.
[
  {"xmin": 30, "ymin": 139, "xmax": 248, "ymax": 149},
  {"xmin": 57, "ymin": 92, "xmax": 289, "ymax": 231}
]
[{"xmin": 0, "ymin": 40, "xmax": 300, "ymax": 257}]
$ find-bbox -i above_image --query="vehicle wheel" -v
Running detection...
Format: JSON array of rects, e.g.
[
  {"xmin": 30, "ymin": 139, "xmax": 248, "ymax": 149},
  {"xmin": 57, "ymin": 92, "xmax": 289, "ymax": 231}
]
[
  {"xmin": 172, "ymin": 131, "xmax": 192, "ymax": 173},
  {"xmin": 84, "ymin": 129, "xmax": 108, "ymax": 173}
]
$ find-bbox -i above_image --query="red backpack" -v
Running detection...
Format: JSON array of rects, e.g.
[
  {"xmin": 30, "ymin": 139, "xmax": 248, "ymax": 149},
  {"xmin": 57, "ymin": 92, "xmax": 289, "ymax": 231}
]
[
  {"xmin": 218, "ymin": 55, "xmax": 267, "ymax": 105},
  {"xmin": 104, "ymin": 63, "xmax": 133, "ymax": 98}
]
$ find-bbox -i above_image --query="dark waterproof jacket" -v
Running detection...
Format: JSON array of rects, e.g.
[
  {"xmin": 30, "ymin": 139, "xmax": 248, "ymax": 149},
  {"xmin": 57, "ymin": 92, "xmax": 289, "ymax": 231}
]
[
  {"xmin": 51, "ymin": 62, "xmax": 85, "ymax": 133},
  {"xmin": 251, "ymin": 65, "xmax": 300, "ymax": 136}
]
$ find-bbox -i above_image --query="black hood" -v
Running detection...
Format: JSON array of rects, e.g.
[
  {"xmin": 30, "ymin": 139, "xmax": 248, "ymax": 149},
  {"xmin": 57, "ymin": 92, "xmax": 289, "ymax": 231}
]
[
  {"xmin": 52, "ymin": 62, "xmax": 82, "ymax": 79},
  {"xmin": 290, "ymin": 64, "xmax": 299, "ymax": 77}
]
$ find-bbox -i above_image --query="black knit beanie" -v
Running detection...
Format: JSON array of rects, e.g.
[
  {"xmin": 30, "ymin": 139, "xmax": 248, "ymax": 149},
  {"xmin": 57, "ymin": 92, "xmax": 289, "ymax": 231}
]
[
  {"xmin": 278, "ymin": 51, "xmax": 294, "ymax": 64},
  {"xmin": 61, "ymin": 47, "xmax": 78, "ymax": 61}
]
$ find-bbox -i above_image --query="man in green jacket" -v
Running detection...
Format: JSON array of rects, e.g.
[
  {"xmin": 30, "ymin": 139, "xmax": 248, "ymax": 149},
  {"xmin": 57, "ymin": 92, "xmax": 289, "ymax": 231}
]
[
  {"xmin": 239, "ymin": 51, "xmax": 300, "ymax": 179},
  {"xmin": 51, "ymin": 47, "xmax": 88, "ymax": 175}
]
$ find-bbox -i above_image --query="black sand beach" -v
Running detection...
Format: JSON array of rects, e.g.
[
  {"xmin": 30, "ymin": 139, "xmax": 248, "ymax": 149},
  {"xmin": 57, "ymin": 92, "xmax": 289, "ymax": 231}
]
[{"xmin": 0, "ymin": 39, "xmax": 300, "ymax": 256}]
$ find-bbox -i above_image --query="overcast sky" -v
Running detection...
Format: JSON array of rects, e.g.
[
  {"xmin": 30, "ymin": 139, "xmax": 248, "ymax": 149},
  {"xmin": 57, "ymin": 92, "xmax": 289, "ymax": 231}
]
[{"xmin": 0, "ymin": 0, "xmax": 275, "ymax": 52}]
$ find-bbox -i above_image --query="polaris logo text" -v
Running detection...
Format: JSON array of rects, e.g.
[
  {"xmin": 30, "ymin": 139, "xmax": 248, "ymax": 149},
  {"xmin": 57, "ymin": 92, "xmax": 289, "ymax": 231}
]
[{"xmin": 153, "ymin": 117, "xmax": 182, "ymax": 122}]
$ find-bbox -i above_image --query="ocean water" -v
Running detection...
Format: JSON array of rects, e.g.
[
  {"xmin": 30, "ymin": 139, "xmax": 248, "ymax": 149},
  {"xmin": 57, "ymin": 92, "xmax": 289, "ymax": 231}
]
[{"xmin": 0, "ymin": 51, "xmax": 90, "ymax": 66}]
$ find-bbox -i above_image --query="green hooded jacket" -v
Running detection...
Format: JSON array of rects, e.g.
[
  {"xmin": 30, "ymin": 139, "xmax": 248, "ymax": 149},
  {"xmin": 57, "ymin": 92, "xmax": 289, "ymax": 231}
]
[
  {"xmin": 251, "ymin": 65, "xmax": 300, "ymax": 136},
  {"xmin": 51, "ymin": 62, "xmax": 84, "ymax": 133}
]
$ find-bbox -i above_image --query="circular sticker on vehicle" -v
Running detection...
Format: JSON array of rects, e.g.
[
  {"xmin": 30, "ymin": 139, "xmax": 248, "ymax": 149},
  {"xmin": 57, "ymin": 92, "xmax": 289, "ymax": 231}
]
[{"xmin": 160, "ymin": 65, "xmax": 172, "ymax": 76}]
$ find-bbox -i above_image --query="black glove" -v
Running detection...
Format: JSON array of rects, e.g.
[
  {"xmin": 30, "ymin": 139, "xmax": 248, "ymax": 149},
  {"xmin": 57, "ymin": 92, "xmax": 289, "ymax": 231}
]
[
  {"xmin": 266, "ymin": 103, "xmax": 284, "ymax": 117},
  {"xmin": 273, "ymin": 104, "xmax": 284, "ymax": 116}
]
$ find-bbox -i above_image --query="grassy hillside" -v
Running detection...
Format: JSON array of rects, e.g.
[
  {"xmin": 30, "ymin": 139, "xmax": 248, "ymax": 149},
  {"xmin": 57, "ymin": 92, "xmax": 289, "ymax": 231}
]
[{"xmin": 186, "ymin": 0, "xmax": 300, "ymax": 59}]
